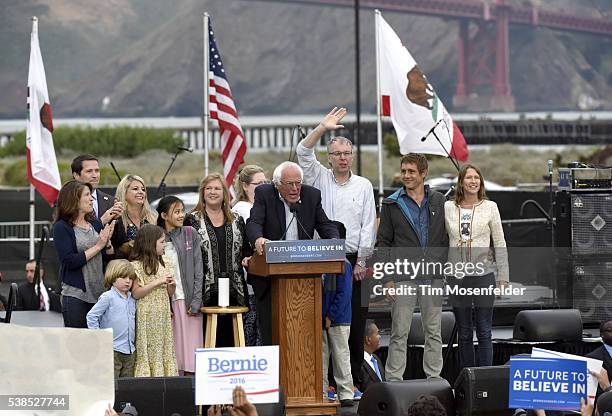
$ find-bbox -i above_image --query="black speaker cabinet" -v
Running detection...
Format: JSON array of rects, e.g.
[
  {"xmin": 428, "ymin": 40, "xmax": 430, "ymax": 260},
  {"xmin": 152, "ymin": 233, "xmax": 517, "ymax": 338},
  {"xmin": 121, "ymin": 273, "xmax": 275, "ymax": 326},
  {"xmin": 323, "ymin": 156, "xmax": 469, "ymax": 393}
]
[
  {"xmin": 572, "ymin": 258, "xmax": 612, "ymax": 324},
  {"xmin": 570, "ymin": 193, "xmax": 612, "ymax": 255},
  {"xmin": 357, "ymin": 378, "xmax": 454, "ymax": 416},
  {"xmin": 554, "ymin": 191, "xmax": 572, "ymax": 248},
  {"xmin": 115, "ymin": 377, "xmax": 285, "ymax": 416},
  {"xmin": 115, "ymin": 376, "xmax": 195, "ymax": 416},
  {"xmin": 513, "ymin": 309, "xmax": 582, "ymax": 342},
  {"xmin": 407, "ymin": 311, "xmax": 456, "ymax": 345},
  {"xmin": 454, "ymin": 365, "xmax": 512, "ymax": 416}
]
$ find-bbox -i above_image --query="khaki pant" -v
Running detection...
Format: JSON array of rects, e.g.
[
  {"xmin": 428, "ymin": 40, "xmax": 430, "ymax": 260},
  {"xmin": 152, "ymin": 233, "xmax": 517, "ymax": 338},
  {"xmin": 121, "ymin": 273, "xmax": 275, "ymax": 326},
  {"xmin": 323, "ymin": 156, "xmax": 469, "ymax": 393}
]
[
  {"xmin": 385, "ymin": 280, "xmax": 443, "ymax": 381},
  {"xmin": 323, "ymin": 325, "xmax": 353, "ymax": 401},
  {"xmin": 114, "ymin": 350, "xmax": 136, "ymax": 378}
]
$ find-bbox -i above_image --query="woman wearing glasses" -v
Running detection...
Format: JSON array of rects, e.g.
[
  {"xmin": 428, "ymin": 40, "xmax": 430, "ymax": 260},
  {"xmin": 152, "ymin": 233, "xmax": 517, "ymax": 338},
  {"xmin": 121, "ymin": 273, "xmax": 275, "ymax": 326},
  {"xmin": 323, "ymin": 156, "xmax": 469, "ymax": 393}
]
[
  {"xmin": 231, "ymin": 165, "xmax": 267, "ymax": 346},
  {"xmin": 232, "ymin": 165, "xmax": 267, "ymax": 221}
]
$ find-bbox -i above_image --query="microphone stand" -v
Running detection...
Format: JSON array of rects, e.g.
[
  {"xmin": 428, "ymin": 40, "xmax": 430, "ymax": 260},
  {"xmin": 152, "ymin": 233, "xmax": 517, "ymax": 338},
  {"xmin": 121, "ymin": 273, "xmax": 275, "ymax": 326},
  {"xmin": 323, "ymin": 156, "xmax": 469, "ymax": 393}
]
[
  {"xmin": 430, "ymin": 127, "xmax": 460, "ymax": 173},
  {"xmin": 155, "ymin": 148, "xmax": 186, "ymax": 199},
  {"xmin": 34, "ymin": 226, "xmax": 48, "ymax": 311},
  {"xmin": 110, "ymin": 162, "xmax": 122, "ymax": 182}
]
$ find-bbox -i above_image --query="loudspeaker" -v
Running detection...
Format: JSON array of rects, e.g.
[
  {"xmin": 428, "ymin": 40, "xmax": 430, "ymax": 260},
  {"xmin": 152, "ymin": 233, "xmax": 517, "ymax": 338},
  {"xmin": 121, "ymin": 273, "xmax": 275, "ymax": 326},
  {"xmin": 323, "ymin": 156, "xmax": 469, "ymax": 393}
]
[
  {"xmin": 115, "ymin": 376, "xmax": 195, "ymax": 416},
  {"xmin": 357, "ymin": 378, "xmax": 454, "ymax": 416},
  {"xmin": 572, "ymin": 258, "xmax": 612, "ymax": 324},
  {"xmin": 513, "ymin": 309, "xmax": 582, "ymax": 342},
  {"xmin": 115, "ymin": 377, "xmax": 285, "ymax": 416},
  {"xmin": 407, "ymin": 311, "xmax": 456, "ymax": 345},
  {"xmin": 570, "ymin": 193, "xmax": 612, "ymax": 255},
  {"xmin": 553, "ymin": 191, "xmax": 572, "ymax": 248},
  {"xmin": 454, "ymin": 365, "xmax": 511, "ymax": 416}
]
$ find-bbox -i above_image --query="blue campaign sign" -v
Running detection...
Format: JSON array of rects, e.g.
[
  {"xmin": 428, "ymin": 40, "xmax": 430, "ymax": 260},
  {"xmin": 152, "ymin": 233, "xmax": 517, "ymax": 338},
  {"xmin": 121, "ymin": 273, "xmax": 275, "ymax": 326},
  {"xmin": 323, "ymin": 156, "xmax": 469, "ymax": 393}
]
[
  {"xmin": 509, "ymin": 356, "xmax": 587, "ymax": 411},
  {"xmin": 265, "ymin": 239, "xmax": 346, "ymax": 263}
]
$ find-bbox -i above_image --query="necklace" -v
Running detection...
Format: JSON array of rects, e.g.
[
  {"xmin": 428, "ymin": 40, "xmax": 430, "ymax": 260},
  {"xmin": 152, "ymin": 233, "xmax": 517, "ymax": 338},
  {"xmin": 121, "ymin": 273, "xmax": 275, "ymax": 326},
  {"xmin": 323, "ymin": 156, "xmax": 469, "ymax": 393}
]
[{"xmin": 126, "ymin": 213, "xmax": 142, "ymax": 228}]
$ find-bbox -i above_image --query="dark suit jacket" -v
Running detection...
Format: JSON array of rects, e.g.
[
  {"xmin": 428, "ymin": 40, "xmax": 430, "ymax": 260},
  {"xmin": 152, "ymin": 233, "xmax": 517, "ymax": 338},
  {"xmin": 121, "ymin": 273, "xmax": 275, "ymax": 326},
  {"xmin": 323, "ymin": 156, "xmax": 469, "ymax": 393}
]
[
  {"xmin": 360, "ymin": 353, "xmax": 385, "ymax": 393},
  {"xmin": 96, "ymin": 189, "xmax": 114, "ymax": 219},
  {"xmin": 246, "ymin": 183, "xmax": 339, "ymax": 245},
  {"xmin": 16, "ymin": 281, "xmax": 61, "ymax": 312},
  {"xmin": 586, "ymin": 345, "xmax": 612, "ymax": 400}
]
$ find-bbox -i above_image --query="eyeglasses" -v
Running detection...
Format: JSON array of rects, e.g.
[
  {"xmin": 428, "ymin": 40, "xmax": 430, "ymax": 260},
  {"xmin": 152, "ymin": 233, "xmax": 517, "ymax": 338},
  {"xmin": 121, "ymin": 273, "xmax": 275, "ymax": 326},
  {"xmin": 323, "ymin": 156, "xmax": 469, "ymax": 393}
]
[
  {"xmin": 249, "ymin": 180, "xmax": 267, "ymax": 186},
  {"xmin": 329, "ymin": 151, "xmax": 353, "ymax": 158},
  {"xmin": 279, "ymin": 180, "xmax": 302, "ymax": 188}
]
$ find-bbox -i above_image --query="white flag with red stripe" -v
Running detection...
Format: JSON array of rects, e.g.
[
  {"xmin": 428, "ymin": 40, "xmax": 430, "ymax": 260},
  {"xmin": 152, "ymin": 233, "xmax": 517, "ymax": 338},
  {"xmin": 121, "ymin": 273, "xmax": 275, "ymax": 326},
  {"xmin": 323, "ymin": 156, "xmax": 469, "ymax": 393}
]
[
  {"xmin": 207, "ymin": 18, "xmax": 246, "ymax": 191},
  {"xmin": 27, "ymin": 17, "xmax": 61, "ymax": 206},
  {"xmin": 377, "ymin": 13, "xmax": 468, "ymax": 161}
]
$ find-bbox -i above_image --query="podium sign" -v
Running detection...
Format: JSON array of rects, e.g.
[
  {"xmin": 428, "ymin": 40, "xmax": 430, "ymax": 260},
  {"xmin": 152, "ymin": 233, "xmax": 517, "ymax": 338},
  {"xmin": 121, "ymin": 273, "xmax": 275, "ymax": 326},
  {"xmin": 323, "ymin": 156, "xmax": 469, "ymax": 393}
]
[
  {"xmin": 248, "ymin": 240, "xmax": 344, "ymax": 415},
  {"xmin": 265, "ymin": 239, "xmax": 346, "ymax": 263}
]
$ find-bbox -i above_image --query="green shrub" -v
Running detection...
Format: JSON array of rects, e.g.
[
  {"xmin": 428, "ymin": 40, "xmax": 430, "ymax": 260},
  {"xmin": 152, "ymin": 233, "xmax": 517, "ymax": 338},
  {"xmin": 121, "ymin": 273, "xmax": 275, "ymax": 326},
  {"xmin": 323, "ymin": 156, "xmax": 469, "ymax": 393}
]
[
  {"xmin": 3, "ymin": 159, "xmax": 74, "ymax": 186},
  {"xmin": 384, "ymin": 132, "xmax": 401, "ymax": 157},
  {"xmin": 0, "ymin": 126, "xmax": 185, "ymax": 157}
]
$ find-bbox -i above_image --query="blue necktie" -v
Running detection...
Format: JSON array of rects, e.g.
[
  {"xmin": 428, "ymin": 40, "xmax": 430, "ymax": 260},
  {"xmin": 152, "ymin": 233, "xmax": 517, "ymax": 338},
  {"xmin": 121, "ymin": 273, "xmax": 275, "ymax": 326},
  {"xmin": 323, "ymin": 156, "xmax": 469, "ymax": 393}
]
[{"xmin": 371, "ymin": 355, "xmax": 382, "ymax": 381}]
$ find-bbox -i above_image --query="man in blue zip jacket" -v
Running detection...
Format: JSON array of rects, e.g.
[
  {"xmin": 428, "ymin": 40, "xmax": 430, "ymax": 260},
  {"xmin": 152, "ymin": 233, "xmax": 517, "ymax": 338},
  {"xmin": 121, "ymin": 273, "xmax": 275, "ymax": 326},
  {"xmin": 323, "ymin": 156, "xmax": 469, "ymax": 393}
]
[
  {"xmin": 322, "ymin": 260, "xmax": 354, "ymax": 407},
  {"xmin": 376, "ymin": 153, "xmax": 448, "ymax": 381}
]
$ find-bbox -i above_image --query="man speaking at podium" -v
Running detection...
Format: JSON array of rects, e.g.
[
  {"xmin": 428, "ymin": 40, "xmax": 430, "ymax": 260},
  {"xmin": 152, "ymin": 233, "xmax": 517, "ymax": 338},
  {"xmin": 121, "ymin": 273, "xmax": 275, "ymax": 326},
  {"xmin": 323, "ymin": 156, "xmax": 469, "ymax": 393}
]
[{"xmin": 246, "ymin": 161, "xmax": 339, "ymax": 345}]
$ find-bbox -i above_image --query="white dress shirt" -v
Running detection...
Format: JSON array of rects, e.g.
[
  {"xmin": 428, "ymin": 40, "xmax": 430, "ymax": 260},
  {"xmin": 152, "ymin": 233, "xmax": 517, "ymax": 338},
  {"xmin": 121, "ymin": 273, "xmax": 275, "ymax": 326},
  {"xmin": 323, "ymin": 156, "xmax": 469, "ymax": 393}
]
[
  {"xmin": 278, "ymin": 194, "xmax": 299, "ymax": 241},
  {"xmin": 296, "ymin": 143, "xmax": 377, "ymax": 258}
]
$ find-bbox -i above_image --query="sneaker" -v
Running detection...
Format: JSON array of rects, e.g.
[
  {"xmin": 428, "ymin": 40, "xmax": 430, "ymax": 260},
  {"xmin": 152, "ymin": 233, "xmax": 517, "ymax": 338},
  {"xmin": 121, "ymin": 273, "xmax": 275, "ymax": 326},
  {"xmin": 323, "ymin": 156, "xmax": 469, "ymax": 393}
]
[
  {"xmin": 352, "ymin": 387, "xmax": 363, "ymax": 401},
  {"xmin": 327, "ymin": 386, "xmax": 337, "ymax": 400}
]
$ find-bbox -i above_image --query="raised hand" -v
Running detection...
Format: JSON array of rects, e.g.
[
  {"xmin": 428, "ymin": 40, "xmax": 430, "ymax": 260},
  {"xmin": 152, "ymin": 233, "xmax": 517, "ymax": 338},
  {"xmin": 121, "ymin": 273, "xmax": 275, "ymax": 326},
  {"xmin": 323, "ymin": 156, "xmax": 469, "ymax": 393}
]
[
  {"xmin": 100, "ymin": 220, "xmax": 115, "ymax": 242},
  {"xmin": 319, "ymin": 107, "xmax": 347, "ymax": 131},
  {"xmin": 100, "ymin": 200, "xmax": 123, "ymax": 225}
]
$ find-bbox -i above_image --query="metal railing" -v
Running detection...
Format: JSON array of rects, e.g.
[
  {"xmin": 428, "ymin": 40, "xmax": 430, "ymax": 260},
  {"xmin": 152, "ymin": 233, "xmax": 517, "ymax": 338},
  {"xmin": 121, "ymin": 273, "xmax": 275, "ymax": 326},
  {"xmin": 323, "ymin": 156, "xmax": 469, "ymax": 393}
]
[
  {"xmin": 0, "ymin": 221, "xmax": 53, "ymax": 242},
  {"xmin": 2, "ymin": 115, "xmax": 612, "ymax": 152}
]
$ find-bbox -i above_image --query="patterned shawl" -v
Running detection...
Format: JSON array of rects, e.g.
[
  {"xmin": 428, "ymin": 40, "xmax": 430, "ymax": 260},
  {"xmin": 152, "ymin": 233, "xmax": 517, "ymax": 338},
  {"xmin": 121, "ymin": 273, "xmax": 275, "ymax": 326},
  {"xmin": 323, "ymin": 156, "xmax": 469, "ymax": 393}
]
[{"xmin": 186, "ymin": 211, "xmax": 248, "ymax": 307}]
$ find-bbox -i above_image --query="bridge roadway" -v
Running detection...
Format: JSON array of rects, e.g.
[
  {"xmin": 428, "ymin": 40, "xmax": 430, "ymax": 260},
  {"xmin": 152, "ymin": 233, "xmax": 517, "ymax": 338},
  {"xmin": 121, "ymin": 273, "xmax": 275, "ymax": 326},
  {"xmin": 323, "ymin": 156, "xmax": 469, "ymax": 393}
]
[{"xmin": 1, "ymin": 112, "xmax": 611, "ymax": 151}]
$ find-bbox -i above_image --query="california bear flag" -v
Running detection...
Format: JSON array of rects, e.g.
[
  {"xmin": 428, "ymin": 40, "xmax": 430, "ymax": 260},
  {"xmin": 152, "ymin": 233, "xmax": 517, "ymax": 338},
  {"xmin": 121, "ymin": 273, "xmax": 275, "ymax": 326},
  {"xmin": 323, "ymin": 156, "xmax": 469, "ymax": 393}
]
[
  {"xmin": 27, "ymin": 17, "xmax": 61, "ymax": 206},
  {"xmin": 376, "ymin": 12, "xmax": 468, "ymax": 161}
]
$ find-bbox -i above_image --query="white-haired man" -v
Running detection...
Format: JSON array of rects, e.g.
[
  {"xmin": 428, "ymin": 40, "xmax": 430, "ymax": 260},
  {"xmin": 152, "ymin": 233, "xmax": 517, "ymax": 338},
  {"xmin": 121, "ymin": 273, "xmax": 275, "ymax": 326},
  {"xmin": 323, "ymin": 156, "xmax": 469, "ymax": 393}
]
[
  {"xmin": 246, "ymin": 161, "xmax": 339, "ymax": 345},
  {"xmin": 297, "ymin": 107, "xmax": 377, "ymax": 394}
]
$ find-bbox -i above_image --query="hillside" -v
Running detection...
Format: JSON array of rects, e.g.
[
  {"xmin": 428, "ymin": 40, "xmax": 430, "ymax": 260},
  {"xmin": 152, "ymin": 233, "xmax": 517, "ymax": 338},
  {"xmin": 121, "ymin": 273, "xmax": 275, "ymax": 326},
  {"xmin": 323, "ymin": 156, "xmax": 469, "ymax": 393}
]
[{"xmin": 1, "ymin": 0, "xmax": 611, "ymax": 118}]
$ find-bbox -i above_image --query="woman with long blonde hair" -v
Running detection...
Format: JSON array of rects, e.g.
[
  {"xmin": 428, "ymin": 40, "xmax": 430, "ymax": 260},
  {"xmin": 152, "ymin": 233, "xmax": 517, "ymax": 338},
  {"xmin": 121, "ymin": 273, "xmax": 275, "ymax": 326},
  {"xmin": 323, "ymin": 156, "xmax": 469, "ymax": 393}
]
[
  {"xmin": 232, "ymin": 165, "xmax": 266, "ymax": 220},
  {"xmin": 231, "ymin": 165, "xmax": 267, "ymax": 347},
  {"xmin": 111, "ymin": 174, "xmax": 157, "ymax": 259},
  {"xmin": 184, "ymin": 173, "xmax": 252, "ymax": 347}
]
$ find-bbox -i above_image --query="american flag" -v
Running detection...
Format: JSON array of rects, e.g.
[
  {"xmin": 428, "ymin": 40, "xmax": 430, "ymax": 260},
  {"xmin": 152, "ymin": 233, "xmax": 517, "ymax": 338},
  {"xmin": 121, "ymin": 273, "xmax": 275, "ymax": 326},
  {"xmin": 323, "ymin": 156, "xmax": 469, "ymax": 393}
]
[{"xmin": 207, "ymin": 19, "xmax": 246, "ymax": 190}]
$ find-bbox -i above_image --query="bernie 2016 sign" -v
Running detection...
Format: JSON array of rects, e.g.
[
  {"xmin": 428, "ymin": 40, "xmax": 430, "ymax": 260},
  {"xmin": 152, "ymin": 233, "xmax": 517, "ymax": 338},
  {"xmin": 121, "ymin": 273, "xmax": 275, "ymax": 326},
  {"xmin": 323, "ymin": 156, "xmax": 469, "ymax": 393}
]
[
  {"xmin": 195, "ymin": 346, "xmax": 279, "ymax": 405},
  {"xmin": 509, "ymin": 356, "xmax": 587, "ymax": 411}
]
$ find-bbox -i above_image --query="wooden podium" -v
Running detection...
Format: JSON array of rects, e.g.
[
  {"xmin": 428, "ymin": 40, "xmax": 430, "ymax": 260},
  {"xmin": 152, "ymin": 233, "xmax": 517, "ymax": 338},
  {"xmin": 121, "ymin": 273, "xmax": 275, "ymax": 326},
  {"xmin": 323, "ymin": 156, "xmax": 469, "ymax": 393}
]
[{"xmin": 249, "ymin": 248, "xmax": 344, "ymax": 415}]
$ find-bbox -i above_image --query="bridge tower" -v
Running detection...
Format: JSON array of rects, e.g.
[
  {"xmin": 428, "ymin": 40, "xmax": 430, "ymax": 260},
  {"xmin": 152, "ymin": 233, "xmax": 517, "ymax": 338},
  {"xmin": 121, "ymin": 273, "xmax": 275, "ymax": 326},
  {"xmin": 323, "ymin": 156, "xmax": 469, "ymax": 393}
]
[{"xmin": 453, "ymin": 0, "xmax": 515, "ymax": 112}]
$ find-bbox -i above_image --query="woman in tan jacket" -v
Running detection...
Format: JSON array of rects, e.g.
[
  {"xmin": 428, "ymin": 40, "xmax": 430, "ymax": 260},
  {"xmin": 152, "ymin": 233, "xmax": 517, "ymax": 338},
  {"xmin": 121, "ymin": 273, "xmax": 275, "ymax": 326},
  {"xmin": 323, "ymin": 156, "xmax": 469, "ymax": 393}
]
[{"xmin": 444, "ymin": 164, "xmax": 509, "ymax": 368}]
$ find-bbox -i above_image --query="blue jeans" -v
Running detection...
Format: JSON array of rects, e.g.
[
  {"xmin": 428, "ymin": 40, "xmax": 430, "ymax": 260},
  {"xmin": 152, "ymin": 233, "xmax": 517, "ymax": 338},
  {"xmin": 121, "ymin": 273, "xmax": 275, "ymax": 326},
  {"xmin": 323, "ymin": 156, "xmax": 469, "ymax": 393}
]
[
  {"xmin": 62, "ymin": 296, "xmax": 94, "ymax": 328},
  {"xmin": 448, "ymin": 273, "xmax": 495, "ymax": 368}
]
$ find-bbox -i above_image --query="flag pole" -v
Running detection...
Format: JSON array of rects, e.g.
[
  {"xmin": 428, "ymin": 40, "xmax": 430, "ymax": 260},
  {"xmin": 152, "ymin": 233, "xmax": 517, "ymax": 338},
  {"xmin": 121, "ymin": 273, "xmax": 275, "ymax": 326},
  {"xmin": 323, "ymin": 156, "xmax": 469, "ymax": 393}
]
[
  {"xmin": 375, "ymin": 10, "xmax": 384, "ymax": 207},
  {"xmin": 29, "ymin": 185, "xmax": 35, "ymax": 258},
  {"xmin": 203, "ymin": 12, "xmax": 210, "ymax": 177},
  {"xmin": 28, "ymin": 16, "xmax": 38, "ymax": 259}
]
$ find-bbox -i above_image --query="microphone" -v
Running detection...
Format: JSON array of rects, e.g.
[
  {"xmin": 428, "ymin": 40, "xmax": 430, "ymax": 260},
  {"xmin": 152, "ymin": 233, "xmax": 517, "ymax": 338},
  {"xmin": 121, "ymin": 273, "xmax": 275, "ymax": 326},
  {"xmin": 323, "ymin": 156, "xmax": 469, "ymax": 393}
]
[
  {"xmin": 279, "ymin": 212, "xmax": 297, "ymax": 241},
  {"xmin": 177, "ymin": 146, "xmax": 194, "ymax": 153},
  {"xmin": 420, "ymin": 119, "xmax": 444, "ymax": 142},
  {"xmin": 547, "ymin": 159, "xmax": 553, "ymax": 176},
  {"xmin": 291, "ymin": 201, "xmax": 314, "ymax": 240}
]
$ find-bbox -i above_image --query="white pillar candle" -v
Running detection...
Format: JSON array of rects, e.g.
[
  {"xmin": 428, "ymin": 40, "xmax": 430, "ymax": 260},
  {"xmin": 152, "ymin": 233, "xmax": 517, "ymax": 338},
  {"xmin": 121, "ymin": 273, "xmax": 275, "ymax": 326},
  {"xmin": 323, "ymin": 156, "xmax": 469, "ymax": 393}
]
[{"xmin": 218, "ymin": 278, "xmax": 230, "ymax": 307}]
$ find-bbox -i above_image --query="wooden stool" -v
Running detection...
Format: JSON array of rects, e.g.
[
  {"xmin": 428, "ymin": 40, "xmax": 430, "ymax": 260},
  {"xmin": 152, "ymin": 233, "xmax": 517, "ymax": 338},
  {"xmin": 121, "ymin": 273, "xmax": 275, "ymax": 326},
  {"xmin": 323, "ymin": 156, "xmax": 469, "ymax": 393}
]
[{"xmin": 200, "ymin": 306, "xmax": 249, "ymax": 347}]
